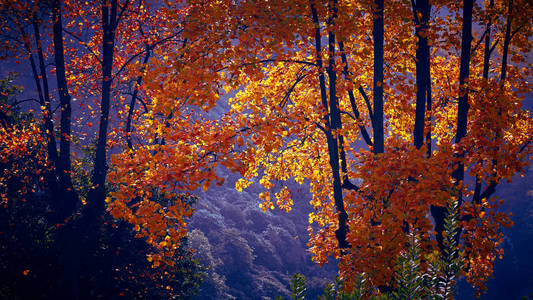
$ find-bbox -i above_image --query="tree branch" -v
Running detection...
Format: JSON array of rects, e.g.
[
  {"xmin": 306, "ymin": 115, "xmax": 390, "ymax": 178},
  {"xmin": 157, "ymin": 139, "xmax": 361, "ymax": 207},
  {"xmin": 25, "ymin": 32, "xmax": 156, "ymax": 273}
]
[{"xmin": 63, "ymin": 28, "xmax": 103, "ymax": 64}]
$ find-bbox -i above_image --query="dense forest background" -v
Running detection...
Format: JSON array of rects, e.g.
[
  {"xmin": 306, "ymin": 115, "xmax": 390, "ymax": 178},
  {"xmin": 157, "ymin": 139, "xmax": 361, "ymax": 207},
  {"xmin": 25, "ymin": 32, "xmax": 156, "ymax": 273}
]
[{"xmin": 184, "ymin": 163, "xmax": 533, "ymax": 299}]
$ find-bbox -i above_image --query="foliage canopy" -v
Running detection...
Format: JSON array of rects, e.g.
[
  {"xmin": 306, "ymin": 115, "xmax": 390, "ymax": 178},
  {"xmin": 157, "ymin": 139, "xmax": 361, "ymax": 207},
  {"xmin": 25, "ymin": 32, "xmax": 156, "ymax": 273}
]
[{"xmin": 0, "ymin": 0, "xmax": 531, "ymax": 297}]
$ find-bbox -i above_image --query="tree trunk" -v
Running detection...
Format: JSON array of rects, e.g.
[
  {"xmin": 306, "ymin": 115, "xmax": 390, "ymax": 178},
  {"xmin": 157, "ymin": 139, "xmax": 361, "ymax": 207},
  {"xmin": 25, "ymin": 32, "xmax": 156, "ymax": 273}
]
[
  {"xmin": 338, "ymin": 41, "xmax": 373, "ymax": 146},
  {"xmin": 372, "ymin": 0, "xmax": 384, "ymax": 154},
  {"xmin": 482, "ymin": 0, "xmax": 494, "ymax": 80},
  {"xmin": 52, "ymin": 0, "xmax": 78, "ymax": 215},
  {"xmin": 327, "ymin": 0, "xmax": 350, "ymax": 250},
  {"xmin": 80, "ymin": 1, "xmax": 120, "ymax": 297},
  {"xmin": 474, "ymin": 0, "xmax": 494, "ymax": 203},
  {"xmin": 413, "ymin": 0, "xmax": 430, "ymax": 150},
  {"xmin": 310, "ymin": 1, "xmax": 349, "ymax": 249},
  {"xmin": 126, "ymin": 46, "xmax": 150, "ymax": 149},
  {"xmin": 88, "ymin": 0, "xmax": 118, "ymax": 217},
  {"xmin": 52, "ymin": 1, "xmax": 81, "ymax": 298},
  {"xmin": 33, "ymin": 20, "xmax": 59, "ymax": 167},
  {"xmin": 432, "ymin": 0, "xmax": 473, "ymax": 248},
  {"xmin": 477, "ymin": 0, "xmax": 513, "ymax": 203},
  {"xmin": 500, "ymin": 0, "xmax": 512, "ymax": 83}
]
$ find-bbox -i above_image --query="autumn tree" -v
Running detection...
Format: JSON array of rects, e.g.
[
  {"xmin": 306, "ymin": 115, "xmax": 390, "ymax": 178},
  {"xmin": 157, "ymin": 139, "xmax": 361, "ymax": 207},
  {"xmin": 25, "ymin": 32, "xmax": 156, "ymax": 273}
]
[
  {"xmin": 1, "ymin": 0, "xmax": 531, "ymax": 297},
  {"xmin": 124, "ymin": 0, "xmax": 532, "ymax": 296},
  {"xmin": 0, "ymin": 0, "xmax": 208, "ymax": 298}
]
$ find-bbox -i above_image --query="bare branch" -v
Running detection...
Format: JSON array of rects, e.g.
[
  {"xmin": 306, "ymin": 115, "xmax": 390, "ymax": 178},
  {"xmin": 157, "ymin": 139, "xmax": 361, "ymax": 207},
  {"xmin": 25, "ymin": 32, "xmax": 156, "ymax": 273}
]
[{"xmin": 63, "ymin": 28, "xmax": 103, "ymax": 64}]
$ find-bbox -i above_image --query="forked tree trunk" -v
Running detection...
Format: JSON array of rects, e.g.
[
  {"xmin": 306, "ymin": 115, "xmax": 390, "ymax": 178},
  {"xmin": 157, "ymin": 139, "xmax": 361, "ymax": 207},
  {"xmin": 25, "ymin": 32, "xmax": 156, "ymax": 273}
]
[
  {"xmin": 53, "ymin": 0, "xmax": 78, "ymax": 216},
  {"xmin": 52, "ymin": 1, "xmax": 81, "ymax": 298},
  {"xmin": 477, "ymin": 0, "xmax": 513, "ymax": 202},
  {"xmin": 309, "ymin": 0, "xmax": 350, "ymax": 250},
  {"xmin": 87, "ymin": 0, "xmax": 118, "ymax": 221},
  {"xmin": 432, "ymin": 0, "xmax": 473, "ymax": 248},
  {"xmin": 33, "ymin": 19, "xmax": 59, "ymax": 168}
]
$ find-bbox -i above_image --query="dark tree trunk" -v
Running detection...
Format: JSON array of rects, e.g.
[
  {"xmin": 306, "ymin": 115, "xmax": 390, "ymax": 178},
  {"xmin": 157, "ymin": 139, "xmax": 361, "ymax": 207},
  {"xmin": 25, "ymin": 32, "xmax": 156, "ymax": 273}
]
[
  {"xmin": 482, "ymin": 0, "xmax": 494, "ymax": 80},
  {"xmin": 53, "ymin": 0, "xmax": 74, "ymax": 192},
  {"xmin": 474, "ymin": 0, "xmax": 494, "ymax": 203},
  {"xmin": 432, "ymin": 0, "xmax": 473, "ymax": 248},
  {"xmin": 52, "ymin": 1, "xmax": 81, "ymax": 299},
  {"xmin": 310, "ymin": 1, "xmax": 349, "ymax": 249},
  {"xmin": 20, "ymin": 24, "xmax": 57, "ymax": 165},
  {"xmin": 413, "ymin": 0, "xmax": 431, "ymax": 150},
  {"xmin": 477, "ymin": 0, "xmax": 513, "ymax": 203},
  {"xmin": 372, "ymin": 0, "xmax": 384, "ymax": 154},
  {"xmin": 52, "ymin": 1, "xmax": 79, "ymax": 225},
  {"xmin": 33, "ymin": 20, "xmax": 59, "ymax": 167},
  {"xmin": 500, "ymin": 0, "xmax": 512, "ymax": 83},
  {"xmin": 88, "ymin": 0, "xmax": 118, "ymax": 217},
  {"xmin": 326, "ymin": 0, "xmax": 350, "ymax": 250},
  {"xmin": 80, "ymin": 1, "xmax": 120, "ymax": 297},
  {"xmin": 338, "ymin": 41, "xmax": 373, "ymax": 146},
  {"xmin": 126, "ymin": 46, "xmax": 150, "ymax": 149},
  {"xmin": 455, "ymin": 0, "xmax": 473, "ymax": 147}
]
